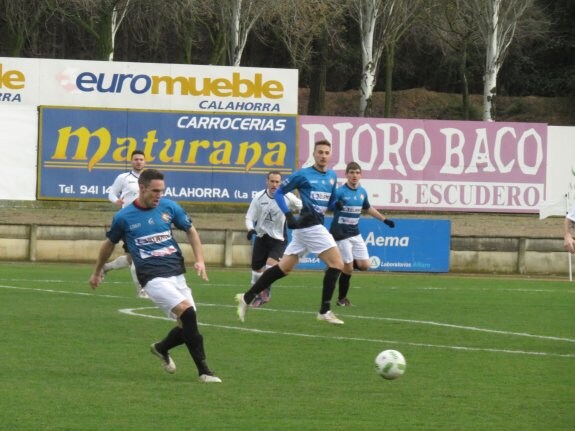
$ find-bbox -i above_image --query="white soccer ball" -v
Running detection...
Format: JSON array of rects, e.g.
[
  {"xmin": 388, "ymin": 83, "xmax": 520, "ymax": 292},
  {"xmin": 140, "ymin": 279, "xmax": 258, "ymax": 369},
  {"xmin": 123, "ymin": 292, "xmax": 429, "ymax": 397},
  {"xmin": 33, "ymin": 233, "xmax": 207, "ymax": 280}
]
[{"xmin": 374, "ymin": 349, "xmax": 406, "ymax": 380}]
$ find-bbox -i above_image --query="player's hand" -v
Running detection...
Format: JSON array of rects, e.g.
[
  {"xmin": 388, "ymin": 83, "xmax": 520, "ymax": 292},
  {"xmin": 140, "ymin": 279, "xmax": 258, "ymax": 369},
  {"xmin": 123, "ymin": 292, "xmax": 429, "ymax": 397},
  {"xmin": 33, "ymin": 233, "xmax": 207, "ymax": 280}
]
[
  {"xmin": 247, "ymin": 229, "xmax": 256, "ymax": 241},
  {"xmin": 564, "ymin": 236, "xmax": 575, "ymax": 254},
  {"xmin": 335, "ymin": 200, "xmax": 345, "ymax": 211},
  {"xmin": 384, "ymin": 219, "xmax": 395, "ymax": 228},
  {"xmin": 285, "ymin": 212, "xmax": 298, "ymax": 229},
  {"xmin": 88, "ymin": 271, "xmax": 104, "ymax": 289},
  {"xmin": 194, "ymin": 262, "xmax": 209, "ymax": 281}
]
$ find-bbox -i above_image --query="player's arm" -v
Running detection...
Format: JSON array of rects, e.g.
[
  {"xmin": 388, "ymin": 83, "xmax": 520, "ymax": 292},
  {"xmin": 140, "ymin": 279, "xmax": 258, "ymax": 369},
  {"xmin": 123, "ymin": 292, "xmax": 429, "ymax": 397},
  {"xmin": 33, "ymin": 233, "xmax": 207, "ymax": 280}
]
[
  {"xmin": 108, "ymin": 176, "xmax": 124, "ymax": 206},
  {"xmin": 245, "ymin": 198, "xmax": 257, "ymax": 231},
  {"xmin": 186, "ymin": 225, "xmax": 209, "ymax": 281},
  {"xmin": 275, "ymin": 186, "xmax": 297, "ymax": 228},
  {"xmin": 564, "ymin": 217, "xmax": 575, "ymax": 254},
  {"xmin": 89, "ymin": 239, "xmax": 116, "ymax": 289},
  {"xmin": 367, "ymin": 207, "xmax": 394, "ymax": 228}
]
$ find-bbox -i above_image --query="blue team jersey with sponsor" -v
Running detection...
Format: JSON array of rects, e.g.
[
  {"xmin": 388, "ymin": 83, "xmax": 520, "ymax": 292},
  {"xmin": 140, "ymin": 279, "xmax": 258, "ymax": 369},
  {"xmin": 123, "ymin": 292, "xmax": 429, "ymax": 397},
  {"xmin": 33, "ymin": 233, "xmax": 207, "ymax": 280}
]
[
  {"xmin": 330, "ymin": 184, "xmax": 371, "ymax": 240},
  {"xmin": 276, "ymin": 166, "xmax": 337, "ymax": 229},
  {"xmin": 106, "ymin": 198, "xmax": 192, "ymax": 286}
]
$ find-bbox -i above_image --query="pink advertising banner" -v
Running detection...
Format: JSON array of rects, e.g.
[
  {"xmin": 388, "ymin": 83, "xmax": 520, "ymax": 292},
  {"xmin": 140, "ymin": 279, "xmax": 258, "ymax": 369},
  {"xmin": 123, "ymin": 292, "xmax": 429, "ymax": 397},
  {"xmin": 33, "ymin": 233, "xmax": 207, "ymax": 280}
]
[{"xmin": 298, "ymin": 116, "xmax": 547, "ymax": 213}]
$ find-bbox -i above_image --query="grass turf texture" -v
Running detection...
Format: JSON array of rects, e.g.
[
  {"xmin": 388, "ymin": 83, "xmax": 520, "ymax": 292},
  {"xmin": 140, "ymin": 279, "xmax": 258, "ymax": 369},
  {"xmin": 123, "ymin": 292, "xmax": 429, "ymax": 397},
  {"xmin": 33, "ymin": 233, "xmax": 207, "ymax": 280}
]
[{"xmin": 0, "ymin": 262, "xmax": 573, "ymax": 431}]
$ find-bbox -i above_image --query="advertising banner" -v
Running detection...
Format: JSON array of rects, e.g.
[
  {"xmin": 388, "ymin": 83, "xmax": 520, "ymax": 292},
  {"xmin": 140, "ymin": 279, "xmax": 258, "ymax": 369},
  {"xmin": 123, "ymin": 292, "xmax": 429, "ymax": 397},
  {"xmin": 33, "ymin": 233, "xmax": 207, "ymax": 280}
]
[
  {"xmin": 296, "ymin": 218, "xmax": 451, "ymax": 273},
  {"xmin": 299, "ymin": 116, "xmax": 547, "ymax": 213},
  {"xmin": 538, "ymin": 126, "xmax": 575, "ymax": 218},
  {"xmin": 0, "ymin": 57, "xmax": 298, "ymax": 114},
  {"xmin": 38, "ymin": 107, "xmax": 296, "ymax": 202}
]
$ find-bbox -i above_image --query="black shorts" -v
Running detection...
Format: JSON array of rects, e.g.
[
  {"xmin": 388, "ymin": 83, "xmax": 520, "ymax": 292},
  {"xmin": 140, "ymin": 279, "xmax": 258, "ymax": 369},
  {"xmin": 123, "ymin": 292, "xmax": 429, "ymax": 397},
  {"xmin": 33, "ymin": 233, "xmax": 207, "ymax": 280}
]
[{"xmin": 251, "ymin": 234, "xmax": 287, "ymax": 271}]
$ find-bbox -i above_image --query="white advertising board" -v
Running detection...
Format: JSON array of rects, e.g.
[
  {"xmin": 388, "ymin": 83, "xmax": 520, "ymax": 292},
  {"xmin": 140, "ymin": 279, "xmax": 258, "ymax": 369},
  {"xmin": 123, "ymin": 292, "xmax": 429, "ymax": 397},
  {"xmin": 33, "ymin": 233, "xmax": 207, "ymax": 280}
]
[{"xmin": 0, "ymin": 57, "xmax": 298, "ymax": 114}]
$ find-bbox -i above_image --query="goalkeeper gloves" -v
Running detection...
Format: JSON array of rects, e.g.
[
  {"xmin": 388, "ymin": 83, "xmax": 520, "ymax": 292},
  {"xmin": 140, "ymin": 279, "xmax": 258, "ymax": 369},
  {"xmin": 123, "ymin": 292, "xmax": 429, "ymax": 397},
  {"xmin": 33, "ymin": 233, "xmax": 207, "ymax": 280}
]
[
  {"xmin": 246, "ymin": 229, "xmax": 256, "ymax": 241},
  {"xmin": 383, "ymin": 219, "xmax": 395, "ymax": 228},
  {"xmin": 335, "ymin": 200, "xmax": 345, "ymax": 211}
]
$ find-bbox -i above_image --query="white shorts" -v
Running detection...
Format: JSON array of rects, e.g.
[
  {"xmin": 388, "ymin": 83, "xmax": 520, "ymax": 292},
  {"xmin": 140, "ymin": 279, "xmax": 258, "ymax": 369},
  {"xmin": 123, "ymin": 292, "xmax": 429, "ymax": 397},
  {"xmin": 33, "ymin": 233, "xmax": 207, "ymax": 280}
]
[
  {"xmin": 144, "ymin": 274, "xmax": 196, "ymax": 320},
  {"xmin": 336, "ymin": 234, "xmax": 370, "ymax": 264},
  {"xmin": 285, "ymin": 224, "xmax": 337, "ymax": 257}
]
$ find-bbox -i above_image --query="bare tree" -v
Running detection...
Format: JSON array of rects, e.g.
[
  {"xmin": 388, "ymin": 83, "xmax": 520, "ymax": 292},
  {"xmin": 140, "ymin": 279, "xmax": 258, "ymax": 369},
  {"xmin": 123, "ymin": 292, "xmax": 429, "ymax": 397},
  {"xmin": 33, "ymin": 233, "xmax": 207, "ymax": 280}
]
[
  {"xmin": 52, "ymin": 0, "xmax": 134, "ymax": 61},
  {"xmin": 0, "ymin": 0, "xmax": 52, "ymax": 56},
  {"xmin": 127, "ymin": 0, "xmax": 202, "ymax": 64},
  {"xmin": 350, "ymin": 0, "xmax": 426, "ymax": 117},
  {"xmin": 213, "ymin": 0, "xmax": 268, "ymax": 66},
  {"xmin": 267, "ymin": 0, "xmax": 331, "ymax": 69},
  {"xmin": 266, "ymin": 0, "xmax": 346, "ymax": 115},
  {"xmin": 465, "ymin": 0, "xmax": 535, "ymax": 121},
  {"xmin": 426, "ymin": 0, "xmax": 481, "ymax": 119}
]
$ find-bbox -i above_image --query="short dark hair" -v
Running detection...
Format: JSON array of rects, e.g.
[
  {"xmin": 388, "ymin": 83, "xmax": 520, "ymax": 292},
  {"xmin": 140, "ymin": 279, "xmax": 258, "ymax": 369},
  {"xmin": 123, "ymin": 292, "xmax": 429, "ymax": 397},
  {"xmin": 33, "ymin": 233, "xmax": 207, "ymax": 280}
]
[
  {"xmin": 346, "ymin": 161, "xmax": 361, "ymax": 173},
  {"xmin": 131, "ymin": 149, "xmax": 145, "ymax": 159},
  {"xmin": 138, "ymin": 169, "xmax": 164, "ymax": 186},
  {"xmin": 314, "ymin": 139, "xmax": 331, "ymax": 148},
  {"xmin": 267, "ymin": 171, "xmax": 282, "ymax": 179}
]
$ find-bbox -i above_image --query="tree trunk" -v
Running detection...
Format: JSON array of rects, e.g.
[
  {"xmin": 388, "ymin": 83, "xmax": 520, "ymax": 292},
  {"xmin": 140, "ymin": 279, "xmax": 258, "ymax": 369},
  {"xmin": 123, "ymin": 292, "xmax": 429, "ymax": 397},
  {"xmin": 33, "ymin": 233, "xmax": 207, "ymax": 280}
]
[
  {"xmin": 230, "ymin": 0, "xmax": 242, "ymax": 66},
  {"xmin": 460, "ymin": 38, "xmax": 470, "ymax": 120},
  {"xmin": 482, "ymin": 0, "xmax": 500, "ymax": 121},
  {"xmin": 307, "ymin": 31, "xmax": 327, "ymax": 115},
  {"xmin": 483, "ymin": 31, "xmax": 499, "ymax": 121},
  {"xmin": 383, "ymin": 42, "xmax": 395, "ymax": 118},
  {"xmin": 96, "ymin": 9, "xmax": 114, "ymax": 61}
]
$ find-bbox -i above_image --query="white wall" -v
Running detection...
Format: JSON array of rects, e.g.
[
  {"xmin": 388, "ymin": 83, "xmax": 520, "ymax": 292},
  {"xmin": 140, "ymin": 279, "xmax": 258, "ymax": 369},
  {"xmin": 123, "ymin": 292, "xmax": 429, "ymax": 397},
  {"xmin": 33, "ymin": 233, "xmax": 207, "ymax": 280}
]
[{"xmin": 0, "ymin": 105, "xmax": 37, "ymax": 200}]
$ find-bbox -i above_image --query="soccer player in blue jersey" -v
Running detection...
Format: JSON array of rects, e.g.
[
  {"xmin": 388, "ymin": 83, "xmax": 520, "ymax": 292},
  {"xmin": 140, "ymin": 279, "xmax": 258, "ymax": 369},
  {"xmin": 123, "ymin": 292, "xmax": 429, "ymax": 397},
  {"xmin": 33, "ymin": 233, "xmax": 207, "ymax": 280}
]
[
  {"xmin": 330, "ymin": 162, "xmax": 395, "ymax": 307},
  {"xmin": 235, "ymin": 139, "xmax": 346, "ymax": 324},
  {"xmin": 89, "ymin": 169, "xmax": 221, "ymax": 383}
]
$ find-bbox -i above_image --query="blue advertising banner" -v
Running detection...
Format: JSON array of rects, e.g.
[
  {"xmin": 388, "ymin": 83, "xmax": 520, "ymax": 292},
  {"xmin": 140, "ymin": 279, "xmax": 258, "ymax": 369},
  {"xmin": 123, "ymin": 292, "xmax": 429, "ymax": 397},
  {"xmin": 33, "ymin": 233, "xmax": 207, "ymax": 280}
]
[
  {"xmin": 296, "ymin": 218, "xmax": 451, "ymax": 273},
  {"xmin": 38, "ymin": 107, "xmax": 296, "ymax": 202}
]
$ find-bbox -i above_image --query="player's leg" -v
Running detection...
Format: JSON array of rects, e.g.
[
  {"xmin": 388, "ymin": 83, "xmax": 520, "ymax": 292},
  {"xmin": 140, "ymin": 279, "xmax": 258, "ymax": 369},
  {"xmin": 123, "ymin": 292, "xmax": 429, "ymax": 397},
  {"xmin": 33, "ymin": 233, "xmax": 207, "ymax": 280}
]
[
  {"xmin": 318, "ymin": 246, "xmax": 344, "ymax": 316},
  {"xmin": 302, "ymin": 225, "xmax": 343, "ymax": 324},
  {"xmin": 147, "ymin": 276, "xmax": 221, "ymax": 382},
  {"xmin": 258, "ymin": 237, "xmax": 286, "ymax": 304},
  {"xmin": 235, "ymin": 253, "xmax": 298, "ymax": 322},
  {"xmin": 250, "ymin": 237, "xmax": 269, "ymax": 308},
  {"xmin": 336, "ymin": 239, "xmax": 354, "ymax": 306},
  {"xmin": 339, "ymin": 235, "xmax": 370, "ymax": 306},
  {"xmin": 130, "ymin": 261, "xmax": 148, "ymax": 298},
  {"xmin": 103, "ymin": 254, "xmax": 130, "ymax": 273},
  {"xmin": 104, "ymin": 241, "xmax": 132, "ymax": 274},
  {"xmin": 150, "ymin": 326, "xmax": 181, "ymax": 373}
]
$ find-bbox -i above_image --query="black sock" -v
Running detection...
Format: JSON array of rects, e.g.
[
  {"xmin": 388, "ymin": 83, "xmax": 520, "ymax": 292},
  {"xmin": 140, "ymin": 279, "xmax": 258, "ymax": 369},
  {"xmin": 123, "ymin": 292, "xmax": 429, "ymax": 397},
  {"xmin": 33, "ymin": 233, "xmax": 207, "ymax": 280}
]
[
  {"xmin": 338, "ymin": 273, "xmax": 352, "ymax": 300},
  {"xmin": 319, "ymin": 267, "xmax": 341, "ymax": 314},
  {"xmin": 244, "ymin": 265, "xmax": 286, "ymax": 304},
  {"xmin": 155, "ymin": 326, "xmax": 184, "ymax": 353},
  {"xmin": 180, "ymin": 307, "xmax": 212, "ymax": 376}
]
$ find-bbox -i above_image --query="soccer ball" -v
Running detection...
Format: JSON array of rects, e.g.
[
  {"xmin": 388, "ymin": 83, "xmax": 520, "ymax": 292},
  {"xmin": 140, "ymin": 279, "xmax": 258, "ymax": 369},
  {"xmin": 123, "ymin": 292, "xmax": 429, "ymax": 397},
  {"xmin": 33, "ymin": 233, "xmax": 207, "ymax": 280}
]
[{"xmin": 374, "ymin": 349, "xmax": 406, "ymax": 380}]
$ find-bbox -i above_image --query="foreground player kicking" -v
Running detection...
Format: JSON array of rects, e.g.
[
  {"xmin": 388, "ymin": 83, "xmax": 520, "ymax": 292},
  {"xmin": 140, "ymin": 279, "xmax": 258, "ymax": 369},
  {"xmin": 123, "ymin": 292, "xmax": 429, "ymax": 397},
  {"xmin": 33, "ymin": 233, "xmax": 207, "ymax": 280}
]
[{"xmin": 89, "ymin": 169, "xmax": 221, "ymax": 383}]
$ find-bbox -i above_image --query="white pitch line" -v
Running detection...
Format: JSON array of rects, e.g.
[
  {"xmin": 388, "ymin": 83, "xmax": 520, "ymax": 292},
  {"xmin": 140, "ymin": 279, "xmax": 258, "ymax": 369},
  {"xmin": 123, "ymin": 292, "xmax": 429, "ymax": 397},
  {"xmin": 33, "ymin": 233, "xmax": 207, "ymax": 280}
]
[
  {"xmin": 2, "ymin": 278, "xmax": 575, "ymax": 294},
  {"xmin": 119, "ymin": 307, "xmax": 575, "ymax": 359},
  {"xmin": 0, "ymin": 284, "xmax": 125, "ymax": 299},
  {"xmin": 3, "ymin": 283, "xmax": 575, "ymax": 351},
  {"xmin": 196, "ymin": 302, "xmax": 575, "ymax": 344}
]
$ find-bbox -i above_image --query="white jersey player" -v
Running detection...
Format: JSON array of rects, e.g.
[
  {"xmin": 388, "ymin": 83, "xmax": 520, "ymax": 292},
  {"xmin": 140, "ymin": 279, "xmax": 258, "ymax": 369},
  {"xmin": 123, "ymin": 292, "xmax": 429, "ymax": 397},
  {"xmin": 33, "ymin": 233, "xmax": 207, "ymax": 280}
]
[
  {"xmin": 103, "ymin": 150, "xmax": 147, "ymax": 298},
  {"xmin": 244, "ymin": 171, "xmax": 302, "ymax": 306}
]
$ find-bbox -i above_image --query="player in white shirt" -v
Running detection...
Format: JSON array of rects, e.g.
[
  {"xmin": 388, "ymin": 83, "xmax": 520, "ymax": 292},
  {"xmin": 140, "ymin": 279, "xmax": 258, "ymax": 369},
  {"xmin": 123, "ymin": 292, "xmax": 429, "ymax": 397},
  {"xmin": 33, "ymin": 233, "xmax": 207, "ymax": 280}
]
[
  {"xmin": 103, "ymin": 150, "xmax": 147, "ymax": 298},
  {"xmin": 245, "ymin": 171, "xmax": 302, "ymax": 306}
]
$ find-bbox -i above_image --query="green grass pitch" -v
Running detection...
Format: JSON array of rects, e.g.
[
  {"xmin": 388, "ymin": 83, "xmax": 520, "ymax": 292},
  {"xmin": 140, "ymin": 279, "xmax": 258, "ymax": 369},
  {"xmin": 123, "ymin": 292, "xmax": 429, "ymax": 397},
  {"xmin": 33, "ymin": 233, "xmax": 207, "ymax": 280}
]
[{"xmin": 0, "ymin": 262, "xmax": 573, "ymax": 430}]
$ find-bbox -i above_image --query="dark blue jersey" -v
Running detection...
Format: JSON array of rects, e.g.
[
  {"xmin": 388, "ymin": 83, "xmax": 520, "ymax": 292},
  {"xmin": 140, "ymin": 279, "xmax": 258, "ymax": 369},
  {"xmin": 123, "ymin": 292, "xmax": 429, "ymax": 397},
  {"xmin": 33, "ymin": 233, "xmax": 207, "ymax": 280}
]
[
  {"xmin": 106, "ymin": 198, "xmax": 192, "ymax": 286},
  {"xmin": 275, "ymin": 166, "xmax": 337, "ymax": 229},
  {"xmin": 330, "ymin": 184, "xmax": 371, "ymax": 240}
]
